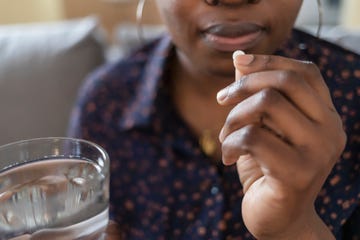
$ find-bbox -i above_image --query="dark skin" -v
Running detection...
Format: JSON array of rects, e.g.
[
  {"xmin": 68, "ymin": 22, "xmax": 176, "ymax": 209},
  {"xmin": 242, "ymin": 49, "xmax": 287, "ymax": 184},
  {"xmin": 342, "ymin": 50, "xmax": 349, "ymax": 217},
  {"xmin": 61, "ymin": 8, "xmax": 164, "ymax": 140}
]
[
  {"xmin": 164, "ymin": 0, "xmax": 303, "ymax": 160},
  {"xmin": 105, "ymin": 221, "xmax": 122, "ymax": 239},
  {"xmin": 219, "ymin": 53, "xmax": 344, "ymax": 239},
  {"xmin": 106, "ymin": 0, "xmax": 346, "ymax": 239}
]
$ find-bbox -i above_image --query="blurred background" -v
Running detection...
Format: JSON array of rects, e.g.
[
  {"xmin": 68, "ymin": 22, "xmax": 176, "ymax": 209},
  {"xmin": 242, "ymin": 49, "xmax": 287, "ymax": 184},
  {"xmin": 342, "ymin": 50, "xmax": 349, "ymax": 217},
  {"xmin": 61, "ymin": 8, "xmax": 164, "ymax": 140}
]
[
  {"xmin": 0, "ymin": 0, "xmax": 359, "ymax": 42},
  {"xmin": 0, "ymin": 0, "xmax": 162, "ymax": 42}
]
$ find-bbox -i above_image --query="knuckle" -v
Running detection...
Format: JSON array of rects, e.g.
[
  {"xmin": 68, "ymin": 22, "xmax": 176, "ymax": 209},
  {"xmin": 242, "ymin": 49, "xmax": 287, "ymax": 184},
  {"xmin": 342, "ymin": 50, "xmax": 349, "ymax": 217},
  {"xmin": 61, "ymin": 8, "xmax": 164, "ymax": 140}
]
[
  {"xmin": 238, "ymin": 125, "xmax": 260, "ymax": 153},
  {"xmin": 332, "ymin": 128, "xmax": 347, "ymax": 162},
  {"xmin": 257, "ymin": 88, "xmax": 282, "ymax": 109},
  {"xmin": 303, "ymin": 61, "xmax": 321, "ymax": 75},
  {"xmin": 224, "ymin": 106, "xmax": 240, "ymax": 130},
  {"xmin": 304, "ymin": 61, "xmax": 317, "ymax": 70},
  {"xmin": 325, "ymin": 117, "xmax": 348, "ymax": 164},
  {"xmin": 277, "ymin": 70, "xmax": 304, "ymax": 92},
  {"xmin": 221, "ymin": 125, "xmax": 258, "ymax": 164},
  {"xmin": 240, "ymin": 124, "xmax": 258, "ymax": 146},
  {"xmin": 232, "ymin": 75, "xmax": 248, "ymax": 92},
  {"xmin": 260, "ymin": 55, "xmax": 272, "ymax": 68},
  {"xmin": 339, "ymin": 130, "xmax": 347, "ymax": 152},
  {"xmin": 226, "ymin": 76, "xmax": 249, "ymax": 100},
  {"xmin": 221, "ymin": 134, "xmax": 240, "ymax": 165}
]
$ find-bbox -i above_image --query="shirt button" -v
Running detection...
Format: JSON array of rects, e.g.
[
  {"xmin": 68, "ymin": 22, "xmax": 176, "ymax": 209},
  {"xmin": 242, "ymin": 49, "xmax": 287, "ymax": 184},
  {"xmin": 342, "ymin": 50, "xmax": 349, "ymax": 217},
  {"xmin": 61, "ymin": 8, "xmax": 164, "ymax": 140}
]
[{"xmin": 211, "ymin": 186, "xmax": 219, "ymax": 195}]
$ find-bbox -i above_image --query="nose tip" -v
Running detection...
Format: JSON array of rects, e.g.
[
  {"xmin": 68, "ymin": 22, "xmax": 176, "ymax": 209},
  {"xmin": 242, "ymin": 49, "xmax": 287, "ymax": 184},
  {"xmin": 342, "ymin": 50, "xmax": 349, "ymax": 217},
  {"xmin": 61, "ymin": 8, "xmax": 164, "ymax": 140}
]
[{"xmin": 204, "ymin": 0, "xmax": 260, "ymax": 6}]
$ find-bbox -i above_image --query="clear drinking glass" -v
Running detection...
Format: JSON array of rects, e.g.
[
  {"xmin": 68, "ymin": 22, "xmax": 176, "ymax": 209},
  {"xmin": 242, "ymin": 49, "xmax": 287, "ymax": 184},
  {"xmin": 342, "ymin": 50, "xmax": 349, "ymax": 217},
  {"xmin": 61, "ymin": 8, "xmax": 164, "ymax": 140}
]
[{"xmin": 0, "ymin": 137, "xmax": 109, "ymax": 240}]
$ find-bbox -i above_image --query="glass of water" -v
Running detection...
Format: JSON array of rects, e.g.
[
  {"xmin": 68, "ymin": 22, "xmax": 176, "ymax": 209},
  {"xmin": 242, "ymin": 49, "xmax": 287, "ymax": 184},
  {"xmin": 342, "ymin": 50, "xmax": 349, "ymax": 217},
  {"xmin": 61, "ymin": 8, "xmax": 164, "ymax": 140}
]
[{"xmin": 0, "ymin": 137, "xmax": 109, "ymax": 240}]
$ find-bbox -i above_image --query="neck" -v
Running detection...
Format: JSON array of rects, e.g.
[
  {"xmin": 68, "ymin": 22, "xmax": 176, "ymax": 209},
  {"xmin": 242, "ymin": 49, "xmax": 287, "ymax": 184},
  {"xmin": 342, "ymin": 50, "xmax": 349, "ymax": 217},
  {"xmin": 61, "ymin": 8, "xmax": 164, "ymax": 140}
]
[{"xmin": 169, "ymin": 52, "xmax": 234, "ymax": 160}]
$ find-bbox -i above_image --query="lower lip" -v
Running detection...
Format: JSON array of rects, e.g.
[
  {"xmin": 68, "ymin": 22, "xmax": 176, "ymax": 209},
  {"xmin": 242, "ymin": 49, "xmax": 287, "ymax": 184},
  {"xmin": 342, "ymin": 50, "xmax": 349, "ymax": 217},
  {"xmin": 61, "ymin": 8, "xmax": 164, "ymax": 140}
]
[{"xmin": 203, "ymin": 30, "xmax": 264, "ymax": 52}]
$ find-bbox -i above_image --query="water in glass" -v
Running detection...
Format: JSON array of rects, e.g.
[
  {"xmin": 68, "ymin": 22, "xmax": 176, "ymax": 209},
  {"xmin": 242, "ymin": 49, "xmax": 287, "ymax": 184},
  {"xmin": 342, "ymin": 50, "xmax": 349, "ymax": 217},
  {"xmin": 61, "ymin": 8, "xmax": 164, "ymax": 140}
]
[{"xmin": 0, "ymin": 158, "xmax": 109, "ymax": 240}]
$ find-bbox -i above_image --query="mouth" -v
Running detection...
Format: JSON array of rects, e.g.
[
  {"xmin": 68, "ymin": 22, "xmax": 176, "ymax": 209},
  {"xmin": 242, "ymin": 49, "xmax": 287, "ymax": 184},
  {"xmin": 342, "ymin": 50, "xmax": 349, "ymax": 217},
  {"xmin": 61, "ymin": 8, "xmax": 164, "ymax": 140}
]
[{"xmin": 201, "ymin": 22, "xmax": 266, "ymax": 52}]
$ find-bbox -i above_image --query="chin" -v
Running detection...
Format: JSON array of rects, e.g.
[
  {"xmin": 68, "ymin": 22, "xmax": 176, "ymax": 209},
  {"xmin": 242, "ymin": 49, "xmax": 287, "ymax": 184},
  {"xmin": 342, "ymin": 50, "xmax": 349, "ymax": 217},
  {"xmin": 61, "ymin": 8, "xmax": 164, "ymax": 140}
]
[
  {"xmin": 205, "ymin": 63, "xmax": 235, "ymax": 80},
  {"xmin": 209, "ymin": 54, "xmax": 236, "ymax": 78},
  {"xmin": 183, "ymin": 46, "xmax": 237, "ymax": 80}
]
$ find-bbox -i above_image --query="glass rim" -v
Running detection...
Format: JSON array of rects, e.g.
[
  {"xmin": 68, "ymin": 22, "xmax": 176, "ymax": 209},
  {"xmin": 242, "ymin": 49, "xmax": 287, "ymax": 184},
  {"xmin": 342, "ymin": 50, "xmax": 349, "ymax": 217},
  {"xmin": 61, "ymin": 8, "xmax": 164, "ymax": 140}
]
[
  {"xmin": 0, "ymin": 137, "xmax": 109, "ymax": 173},
  {"xmin": 0, "ymin": 136, "xmax": 104, "ymax": 151}
]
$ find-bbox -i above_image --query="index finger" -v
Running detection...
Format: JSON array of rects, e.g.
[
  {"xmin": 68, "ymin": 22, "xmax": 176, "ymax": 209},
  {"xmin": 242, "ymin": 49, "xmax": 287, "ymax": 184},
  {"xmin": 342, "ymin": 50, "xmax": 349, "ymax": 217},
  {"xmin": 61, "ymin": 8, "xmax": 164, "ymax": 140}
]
[{"xmin": 232, "ymin": 51, "xmax": 333, "ymax": 107}]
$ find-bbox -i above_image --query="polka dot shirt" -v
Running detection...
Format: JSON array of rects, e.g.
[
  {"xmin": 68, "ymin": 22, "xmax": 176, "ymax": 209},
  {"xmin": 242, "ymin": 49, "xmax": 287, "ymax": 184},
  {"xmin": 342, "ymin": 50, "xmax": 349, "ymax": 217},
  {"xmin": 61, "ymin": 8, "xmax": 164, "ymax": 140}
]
[{"xmin": 68, "ymin": 29, "xmax": 360, "ymax": 239}]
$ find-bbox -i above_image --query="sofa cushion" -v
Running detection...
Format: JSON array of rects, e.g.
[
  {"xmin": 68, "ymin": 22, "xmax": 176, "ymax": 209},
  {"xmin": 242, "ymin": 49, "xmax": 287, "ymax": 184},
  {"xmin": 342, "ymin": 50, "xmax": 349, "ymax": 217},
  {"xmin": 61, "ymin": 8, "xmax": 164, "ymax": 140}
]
[{"xmin": 0, "ymin": 17, "xmax": 105, "ymax": 145}]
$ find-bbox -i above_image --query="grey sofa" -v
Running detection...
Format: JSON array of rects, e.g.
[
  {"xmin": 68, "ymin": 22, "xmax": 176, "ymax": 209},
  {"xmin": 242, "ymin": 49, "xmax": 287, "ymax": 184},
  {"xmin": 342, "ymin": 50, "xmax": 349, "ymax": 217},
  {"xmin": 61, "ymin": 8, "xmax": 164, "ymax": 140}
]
[{"xmin": 0, "ymin": 17, "xmax": 106, "ymax": 145}]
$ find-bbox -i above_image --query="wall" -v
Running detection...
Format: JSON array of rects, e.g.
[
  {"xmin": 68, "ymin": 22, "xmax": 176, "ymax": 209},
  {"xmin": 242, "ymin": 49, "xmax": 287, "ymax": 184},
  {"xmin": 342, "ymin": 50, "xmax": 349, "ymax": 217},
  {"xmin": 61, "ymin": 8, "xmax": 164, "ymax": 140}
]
[
  {"xmin": 296, "ymin": 0, "xmax": 340, "ymax": 26},
  {"xmin": 0, "ymin": 0, "xmax": 64, "ymax": 24},
  {"xmin": 340, "ymin": 0, "xmax": 360, "ymax": 29},
  {"xmin": 62, "ymin": 0, "xmax": 162, "ymax": 37},
  {"xmin": 1, "ymin": 0, "xmax": 359, "ymax": 29}
]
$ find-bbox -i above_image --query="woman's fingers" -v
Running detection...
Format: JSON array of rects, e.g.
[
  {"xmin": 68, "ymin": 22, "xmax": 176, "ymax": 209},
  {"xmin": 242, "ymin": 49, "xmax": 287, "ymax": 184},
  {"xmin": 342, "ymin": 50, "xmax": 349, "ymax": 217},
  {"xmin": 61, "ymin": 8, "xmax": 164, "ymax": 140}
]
[
  {"xmin": 218, "ymin": 87, "xmax": 314, "ymax": 146},
  {"xmin": 221, "ymin": 124, "xmax": 318, "ymax": 192},
  {"xmin": 219, "ymin": 53, "xmax": 347, "ymax": 239},
  {"xmin": 217, "ymin": 69, "xmax": 330, "ymax": 123},
  {"xmin": 232, "ymin": 52, "xmax": 334, "ymax": 110},
  {"xmin": 219, "ymin": 53, "xmax": 347, "ymax": 188}
]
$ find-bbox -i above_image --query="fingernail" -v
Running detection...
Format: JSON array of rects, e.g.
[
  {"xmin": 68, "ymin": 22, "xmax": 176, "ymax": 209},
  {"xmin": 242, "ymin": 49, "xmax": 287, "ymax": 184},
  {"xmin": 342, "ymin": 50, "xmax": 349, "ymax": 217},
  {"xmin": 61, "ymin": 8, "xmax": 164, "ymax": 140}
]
[
  {"xmin": 216, "ymin": 87, "xmax": 229, "ymax": 103},
  {"xmin": 234, "ymin": 53, "xmax": 254, "ymax": 66}
]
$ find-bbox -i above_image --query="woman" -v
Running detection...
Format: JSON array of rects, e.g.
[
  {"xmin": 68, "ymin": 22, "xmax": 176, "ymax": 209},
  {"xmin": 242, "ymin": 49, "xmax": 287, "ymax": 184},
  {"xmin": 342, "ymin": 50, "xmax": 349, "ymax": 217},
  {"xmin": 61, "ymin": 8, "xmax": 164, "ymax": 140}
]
[{"xmin": 69, "ymin": 0, "xmax": 360, "ymax": 239}]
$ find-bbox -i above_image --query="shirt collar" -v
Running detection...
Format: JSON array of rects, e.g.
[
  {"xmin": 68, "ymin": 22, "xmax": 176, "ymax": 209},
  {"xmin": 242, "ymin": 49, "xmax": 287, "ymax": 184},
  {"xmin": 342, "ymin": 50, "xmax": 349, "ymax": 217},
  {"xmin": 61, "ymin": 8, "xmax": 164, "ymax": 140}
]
[{"xmin": 118, "ymin": 35, "xmax": 173, "ymax": 130}]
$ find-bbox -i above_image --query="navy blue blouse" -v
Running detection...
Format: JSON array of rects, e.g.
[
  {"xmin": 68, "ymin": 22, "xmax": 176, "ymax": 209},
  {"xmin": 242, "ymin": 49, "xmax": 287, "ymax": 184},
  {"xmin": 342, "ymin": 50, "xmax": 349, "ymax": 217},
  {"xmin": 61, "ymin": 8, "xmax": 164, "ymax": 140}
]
[{"xmin": 68, "ymin": 29, "xmax": 360, "ymax": 239}]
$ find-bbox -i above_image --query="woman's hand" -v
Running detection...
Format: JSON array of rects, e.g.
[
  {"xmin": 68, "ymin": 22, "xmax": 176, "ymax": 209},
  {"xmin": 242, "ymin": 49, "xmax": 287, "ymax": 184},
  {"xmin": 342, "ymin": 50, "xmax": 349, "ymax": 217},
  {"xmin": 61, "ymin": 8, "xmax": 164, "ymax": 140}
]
[
  {"xmin": 217, "ymin": 53, "xmax": 346, "ymax": 239},
  {"xmin": 104, "ymin": 220, "xmax": 122, "ymax": 239}
]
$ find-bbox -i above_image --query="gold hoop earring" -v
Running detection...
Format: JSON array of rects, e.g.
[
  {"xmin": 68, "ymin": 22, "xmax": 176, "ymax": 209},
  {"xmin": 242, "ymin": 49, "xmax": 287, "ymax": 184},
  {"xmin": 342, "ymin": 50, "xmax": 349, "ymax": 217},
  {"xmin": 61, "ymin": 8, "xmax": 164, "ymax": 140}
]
[
  {"xmin": 136, "ymin": 0, "xmax": 146, "ymax": 43},
  {"xmin": 316, "ymin": 0, "xmax": 323, "ymax": 38}
]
